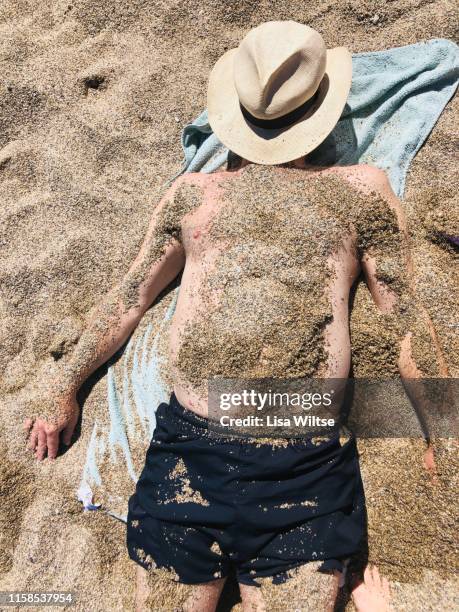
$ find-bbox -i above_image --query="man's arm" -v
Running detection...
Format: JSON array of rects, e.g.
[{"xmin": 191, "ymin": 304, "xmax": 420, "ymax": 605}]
[
  {"xmin": 353, "ymin": 165, "xmax": 448, "ymax": 375},
  {"xmin": 25, "ymin": 176, "xmax": 192, "ymax": 460},
  {"xmin": 357, "ymin": 166, "xmax": 443, "ymax": 473}
]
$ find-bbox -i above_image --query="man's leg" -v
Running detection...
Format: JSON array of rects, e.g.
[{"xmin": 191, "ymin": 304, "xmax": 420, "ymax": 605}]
[
  {"xmin": 182, "ymin": 578, "xmax": 227, "ymax": 612},
  {"xmin": 135, "ymin": 565, "xmax": 226, "ymax": 612},
  {"xmin": 239, "ymin": 584, "xmax": 265, "ymax": 611},
  {"xmin": 135, "ymin": 565, "xmax": 150, "ymax": 612},
  {"xmin": 239, "ymin": 563, "xmax": 340, "ymax": 612}
]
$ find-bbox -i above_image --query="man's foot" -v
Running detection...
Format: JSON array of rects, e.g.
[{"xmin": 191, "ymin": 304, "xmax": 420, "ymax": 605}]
[{"xmin": 351, "ymin": 565, "xmax": 392, "ymax": 612}]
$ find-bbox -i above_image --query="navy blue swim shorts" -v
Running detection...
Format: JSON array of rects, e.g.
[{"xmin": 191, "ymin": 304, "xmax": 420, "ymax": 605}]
[{"xmin": 126, "ymin": 393, "xmax": 366, "ymax": 586}]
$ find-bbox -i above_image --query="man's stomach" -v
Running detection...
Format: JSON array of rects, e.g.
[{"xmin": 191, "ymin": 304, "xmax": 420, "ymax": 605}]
[{"xmin": 167, "ymin": 270, "xmax": 336, "ymax": 415}]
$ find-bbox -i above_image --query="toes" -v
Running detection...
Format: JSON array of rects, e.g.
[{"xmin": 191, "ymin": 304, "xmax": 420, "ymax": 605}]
[
  {"xmin": 363, "ymin": 565, "xmax": 374, "ymax": 587},
  {"xmin": 382, "ymin": 576, "xmax": 391, "ymax": 600},
  {"xmin": 372, "ymin": 565, "xmax": 381, "ymax": 587}
]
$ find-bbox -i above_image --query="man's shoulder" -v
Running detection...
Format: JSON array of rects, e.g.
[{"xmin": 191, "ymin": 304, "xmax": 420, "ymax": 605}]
[
  {"xmin": 168, "ymin": 171, "xmax": 234, "ymax": 209},
  {"xmin": 174, "ymin": 165, "xmax": 393, "ymax": 197},
  {"xmin": 171, "ymin": 171, "xmax": 227, "ymax": 197},
  {"xmin": 173, "ymin": 172, "xmax": 223, "ymax": 187},
  {"xmin": 330, "ymin": 164, "xmax": 391, "ymax": 195},
  {"xmin": 331, "ymin": 164, "xmax": 404, "ymax": 224}
]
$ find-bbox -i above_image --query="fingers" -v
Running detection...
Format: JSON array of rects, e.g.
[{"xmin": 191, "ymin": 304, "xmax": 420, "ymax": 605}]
[
  {"xmin": 23, "ymin": 418, "xmax": 33, "ymax": 433},
  {"xmin": 28, "ymin": 421, "xmax": 39, "ymax": 451},
  {"xmin": 30, "ymin": 419, "xmax": 54, "ymax": 461},
  {"xmin": 36, "ymin": 426, "xmax": 47, "ymax": 461},
  {"xmin": 25, "ymin": 406, "xmax": 79, "ymax": 461},
  {"xmin": 46, "ymin": 425, "xmax": 60, "ymax": 460}
]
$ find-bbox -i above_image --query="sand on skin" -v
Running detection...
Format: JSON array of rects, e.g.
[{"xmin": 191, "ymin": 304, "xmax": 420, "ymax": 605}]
[{"xmin": 0, "ymin": 1, "xmax": 457, "ymax": 610}]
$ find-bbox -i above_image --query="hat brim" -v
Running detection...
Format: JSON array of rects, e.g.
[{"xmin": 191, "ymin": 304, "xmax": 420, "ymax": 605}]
[{"xmin": 207, "ymin": 47, "xmax": 352, "ymax": 165}]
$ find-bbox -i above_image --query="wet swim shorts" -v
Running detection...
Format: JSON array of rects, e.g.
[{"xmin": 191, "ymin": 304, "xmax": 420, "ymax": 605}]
[{"xmin": 126, "ymin": 393, "xmax": 366, "ymax": 586}]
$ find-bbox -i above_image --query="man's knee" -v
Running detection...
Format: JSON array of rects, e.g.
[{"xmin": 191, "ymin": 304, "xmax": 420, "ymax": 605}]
[
  {"xmin": 135, "ymin": 564, "xmax": 226, "ymax": 612},
  {"xmin": 182, "ymin": 578, "xmax": 226, "ymax": 612},
  {"xmin": 240, "ymin": 563, "xmax": 340, "ymax": 612}
]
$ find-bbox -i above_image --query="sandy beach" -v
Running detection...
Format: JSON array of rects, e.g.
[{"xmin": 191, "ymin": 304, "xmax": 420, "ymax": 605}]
[{"xmin": 0, "ymin": 1, "xmax": 457, "ymax": 610}]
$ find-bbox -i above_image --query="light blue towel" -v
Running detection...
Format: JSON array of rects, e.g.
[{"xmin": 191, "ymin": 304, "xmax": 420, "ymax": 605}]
[{"xmin": 78, "ymin": 39, "xmax": 458, "ymax": 521}]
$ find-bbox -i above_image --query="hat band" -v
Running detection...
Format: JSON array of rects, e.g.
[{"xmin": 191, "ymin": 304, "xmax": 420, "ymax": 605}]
[{"xmin": 240, "ymin": 90, "xmax": 319, "ymax": 130}]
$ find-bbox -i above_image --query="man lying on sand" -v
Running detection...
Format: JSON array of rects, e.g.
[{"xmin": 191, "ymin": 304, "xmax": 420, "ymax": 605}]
[{"xmin": 25, "ymin": 21, "xmax": 437, "ymax": 612}]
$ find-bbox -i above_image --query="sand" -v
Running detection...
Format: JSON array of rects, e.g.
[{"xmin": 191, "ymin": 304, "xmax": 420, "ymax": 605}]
[{"xmin": 0, "ymin": 1, "xmax": 457, "ymax": 611}]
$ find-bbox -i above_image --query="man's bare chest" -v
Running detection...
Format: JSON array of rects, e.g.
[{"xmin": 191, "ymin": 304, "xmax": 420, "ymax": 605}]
[{"xmin": 180, "ymin": 195, "xmax": 353, "ymax": 264}]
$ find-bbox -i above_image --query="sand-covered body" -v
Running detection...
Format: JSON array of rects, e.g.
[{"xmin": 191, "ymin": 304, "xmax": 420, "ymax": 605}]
[
  {"xmin": 0, "ymin": 1, "xmax": 457, "ymax": 610},
  {"xmin": 167, "ymin": 166, "xmax": 408, "ymax": 414}
]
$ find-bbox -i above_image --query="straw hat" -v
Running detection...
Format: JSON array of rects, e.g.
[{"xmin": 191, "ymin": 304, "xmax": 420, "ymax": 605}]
[{"xmin": 207, "ymin": 21, "xmax": 352, "ymax": 165}]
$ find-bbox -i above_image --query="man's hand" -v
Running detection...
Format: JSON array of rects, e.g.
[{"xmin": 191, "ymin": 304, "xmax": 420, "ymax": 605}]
[
  {"xmin": 424, "ymin": 444, "xmax": 438, "ymax": 484},
  {"xmin": 24, "ymin": 394, "xmax": 80, "ymax": 461}
]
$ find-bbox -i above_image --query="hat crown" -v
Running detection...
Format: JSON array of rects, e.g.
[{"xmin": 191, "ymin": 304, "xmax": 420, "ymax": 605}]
[{"xmin": 234, "ymin": 21, "xmax": 327, "ymax": 121}]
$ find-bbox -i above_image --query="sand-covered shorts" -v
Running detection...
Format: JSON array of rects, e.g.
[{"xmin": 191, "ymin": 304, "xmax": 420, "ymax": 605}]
[{"xmin": 126, "ymin": 393, "xmax": 366, "ymax": 586}]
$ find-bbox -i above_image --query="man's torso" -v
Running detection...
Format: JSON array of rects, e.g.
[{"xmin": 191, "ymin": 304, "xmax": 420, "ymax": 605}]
[{"xmin": 168, "ymin": 165, "xmax": 375, "ymax": 415}]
